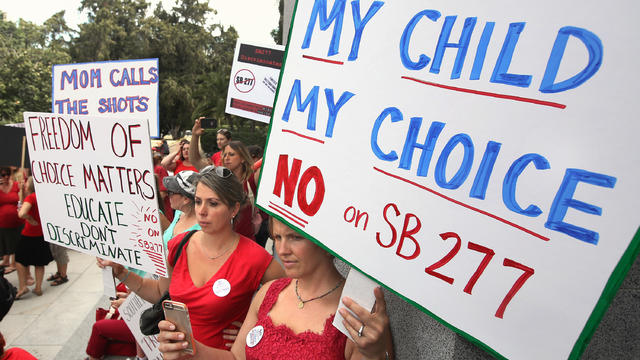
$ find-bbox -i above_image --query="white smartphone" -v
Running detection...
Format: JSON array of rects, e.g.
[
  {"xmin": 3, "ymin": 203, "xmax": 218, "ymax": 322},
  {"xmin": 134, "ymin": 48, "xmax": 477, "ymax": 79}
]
[{"xmin": 162, "ymin": 300, "xmax": 196, "ymax": 355}]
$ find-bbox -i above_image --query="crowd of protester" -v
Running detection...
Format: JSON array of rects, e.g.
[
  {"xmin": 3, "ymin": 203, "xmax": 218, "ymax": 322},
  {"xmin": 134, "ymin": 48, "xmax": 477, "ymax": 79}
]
[{"xmin": 1, "ymin": 117, "xmax": 394, "ymax": 359}]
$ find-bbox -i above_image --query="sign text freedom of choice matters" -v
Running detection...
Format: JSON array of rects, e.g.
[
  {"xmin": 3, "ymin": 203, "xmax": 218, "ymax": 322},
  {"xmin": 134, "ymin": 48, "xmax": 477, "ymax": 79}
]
[{"xmin": 24, "ymin": 112, "xmax": 167, "ymax": 276}]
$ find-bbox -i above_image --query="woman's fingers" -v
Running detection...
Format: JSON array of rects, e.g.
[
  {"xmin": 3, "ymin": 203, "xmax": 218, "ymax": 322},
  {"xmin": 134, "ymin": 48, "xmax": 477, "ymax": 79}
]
[
  {"xmin": 158, "ymin": 320, "xmax": 176, "ymax": 332},
  {"xmin": 158, "ymin": 340, "xmax": 188, "ymax": 359},
  {"xmin": 339, "ymin": 307, "xmax": 363, "ymax": 339},
  {"xmin": 341, "ymin": 295, "xmax": 372, "ymax": 324},
  {"xmin": 158, "ymin": 320, "xmax": 189, "ymax": 359},
  {"xmin": 372, "ymin": 286, "xmax": 389, "ymax": 316}
]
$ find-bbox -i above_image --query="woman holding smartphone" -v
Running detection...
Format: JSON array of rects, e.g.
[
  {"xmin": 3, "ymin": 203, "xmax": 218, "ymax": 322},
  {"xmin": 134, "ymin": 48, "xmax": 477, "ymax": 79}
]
[
  {"xmin": 158, "ymin": 218, "xmax": 394, "ymax": 360},
  {"xmin": 99, "ymin": 166, "xmax": 284, "ymax": 350}
]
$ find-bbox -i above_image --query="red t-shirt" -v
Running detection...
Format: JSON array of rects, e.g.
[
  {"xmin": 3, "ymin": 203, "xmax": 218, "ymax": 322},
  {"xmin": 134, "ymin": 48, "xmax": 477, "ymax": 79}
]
[
  {"xmin": 21, "ymin": 193, "xmax": 42, "ymax": 237},
  {"xmin": 167, "ymin": 232, "xmax": 272, "ymax": 349},
  {"xmin": 174, "ymin": 159, "xmax": 198, "ymax": 174},
  {"xmin": 0, "ymin": 182, "xmax": 22, "ymax": 229},
  {"xmin": 154, "ymin": 165, "xmax": 173, "ymax": 221},
  {"xmin": 211, "ymin": 151, "xmax": 223, "ymax": 166},
  {"xmin": 1, "ymin": 347, "xmax": 37, "ymax": 360}
]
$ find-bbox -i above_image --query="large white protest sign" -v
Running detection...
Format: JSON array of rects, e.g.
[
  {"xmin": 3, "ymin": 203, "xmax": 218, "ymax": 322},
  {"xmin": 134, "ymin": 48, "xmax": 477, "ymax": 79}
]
[
  {"xmin": 256, "ymin": 1, "xmax": 640, "ymax": 359},
  {"xmin": 23, "ymin": 112, "xmax": 167, "ymax": 277},
  {"xmin": 52, "ymin": 59, "xmax": 160, "ymax": 138},
  {"xmin": 225, "ymin": 41, "xmax": 285, "ymax": 123},
  {"xmin": 120, "ymin": 293, "xmax": 162, "ymax": 360}
]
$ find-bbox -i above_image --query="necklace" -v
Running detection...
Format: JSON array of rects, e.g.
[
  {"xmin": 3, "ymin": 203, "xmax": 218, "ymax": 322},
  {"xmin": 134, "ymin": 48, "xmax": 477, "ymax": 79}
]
[
  {"xmin": 295, "ymin": 278, "xmax": 344, "ymax": 309},
  {"xmin": 202, "ymin": 238, "xmax": 236, "ymax": 260}
]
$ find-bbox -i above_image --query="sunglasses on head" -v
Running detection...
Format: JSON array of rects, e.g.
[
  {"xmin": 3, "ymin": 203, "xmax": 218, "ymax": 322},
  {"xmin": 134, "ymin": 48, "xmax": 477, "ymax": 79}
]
[{"xmin": 201, "ymin": 165, "xmax": 232, "ymax": 178}]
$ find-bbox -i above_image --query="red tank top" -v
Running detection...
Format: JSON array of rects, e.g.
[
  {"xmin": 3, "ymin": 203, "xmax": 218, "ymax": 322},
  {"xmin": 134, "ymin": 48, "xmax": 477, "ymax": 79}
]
[{"xmin": 245, "ymin": 278, "xmax": 347, "ymax": 360}]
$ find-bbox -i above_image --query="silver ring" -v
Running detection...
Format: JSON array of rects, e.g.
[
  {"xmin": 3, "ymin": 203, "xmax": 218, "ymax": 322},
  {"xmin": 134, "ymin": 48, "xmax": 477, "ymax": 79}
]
[{"xmin": 357, "ymin": 324, "xmax": 364, "ymax": 337}]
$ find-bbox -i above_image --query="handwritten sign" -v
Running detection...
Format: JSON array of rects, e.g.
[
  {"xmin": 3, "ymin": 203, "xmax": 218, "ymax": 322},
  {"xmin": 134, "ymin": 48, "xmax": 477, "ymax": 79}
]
[
  {"xmin": 23, "ymin": 112, "xmax": 167, "ymax": 276},
  {"xmin": 256, "ymin": 1, "xmax": 640, "ymax": 359},
  {"xmin": 225, "ymin": 41, "xmax": 285, "ymax": 123},
  {"xmin": 120, "ymin": 292, "xmax": 162, "ymax": 360},
  {"xmin": 52, "ymin": 59, "xmax": 160, "ymax": 138}
]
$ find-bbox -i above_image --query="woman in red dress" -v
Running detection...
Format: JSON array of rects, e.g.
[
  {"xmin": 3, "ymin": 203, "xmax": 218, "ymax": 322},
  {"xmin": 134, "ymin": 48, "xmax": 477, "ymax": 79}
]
[{"xmin": 15, "ymin": 177, "xmax": 53, "ymax": 298}]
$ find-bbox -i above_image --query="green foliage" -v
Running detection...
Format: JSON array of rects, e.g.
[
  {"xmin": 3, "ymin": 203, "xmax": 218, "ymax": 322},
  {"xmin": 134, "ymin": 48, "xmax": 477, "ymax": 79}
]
[
  {"xmin": 271, "ymin": 0, "xmax": 284, "ymax": 45},
  {"xmin": 0, "ymin": 11, "xmax": 71, "ymax": 124},
  {"xmin": 0, "ymin": 0, "xmax": 274, "ymax": 136}
]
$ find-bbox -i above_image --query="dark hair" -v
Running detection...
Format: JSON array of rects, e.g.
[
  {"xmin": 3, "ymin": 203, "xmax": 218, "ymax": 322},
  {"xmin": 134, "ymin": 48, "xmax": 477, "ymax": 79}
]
[
  {"xmin": 196, "ymin": 168, "xmax": 246, "ymax": 208},
  {"xmin": 217, "ymin": 129, "xmax": 232, "ymax": 140},
  {"xmin": 247, "ymin": 145, "xmax": 263, "ymax": 160},
  {"xmin": 0, "ymin": 167, "xmax": 10, "ymax": 176},
  {"xmin": 153, "ymin": 153, "xmax": 163, "ymax": 166}
]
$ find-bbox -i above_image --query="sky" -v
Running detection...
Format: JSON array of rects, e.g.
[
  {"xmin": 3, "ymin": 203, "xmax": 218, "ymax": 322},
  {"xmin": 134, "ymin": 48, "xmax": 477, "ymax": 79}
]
[{"xmin": 0, "ymin": 0, "xmax": 279, "ymax": 45}]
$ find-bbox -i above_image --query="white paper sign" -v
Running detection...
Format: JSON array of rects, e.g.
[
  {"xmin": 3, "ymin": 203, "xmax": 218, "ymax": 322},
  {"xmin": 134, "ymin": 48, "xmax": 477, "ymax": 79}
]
[
  {"xmin": 333, "ymin": 268, "xmax": 376, "ymax": 341},
  {"xmin": 256, "ymin": 1, "xmax": 640, "ymax": 359},
  {"xmin": 23, "ymin": 112, "xmax": 167, "ymax": 276},
  {"xmin": 225, "ymin": 41, "xmax": 285, "ymax": 123},
  {"xmin": 52, "ymin": 59, "xmax": 160, "ymax": 138},
  {"xmin": 120, "ymin": 292, "xmax": 162, "ymax": 360},
  {"xmin": 102, "ymin": 266, "xmax": 116, "ymax": 298}
]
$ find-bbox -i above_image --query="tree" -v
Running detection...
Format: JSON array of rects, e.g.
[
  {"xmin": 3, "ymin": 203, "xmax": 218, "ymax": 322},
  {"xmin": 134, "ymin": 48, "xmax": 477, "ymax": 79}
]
[
  {"xmin": 271, "ymin": 0, "xmax": 284, "ymax": 45},
  {"xmin": 70, "ymin": 0, "xmax": 150, "ymax": 61},
  {"xmin": 0, "ymin": 11, "xmax": 71, "ymax": 124},
  {"xmin": 146, "ymin": 0, "xmax": 238, "ymax": 138}
]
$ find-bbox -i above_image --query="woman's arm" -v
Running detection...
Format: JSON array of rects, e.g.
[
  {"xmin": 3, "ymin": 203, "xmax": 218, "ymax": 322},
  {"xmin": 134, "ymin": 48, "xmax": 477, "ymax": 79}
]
[
  {"xmin": 97, "ymin": 258, "xmax": 170, "ymax": 304},
  {"xmin": 18, "ymin": 201, "xmax": 37, "ymax": 225},
  {"xmin": 161, "ymin": 146, "xmax": 180, "ymax": 173},
  {"xmin": 343, "ymin": 287, "xmax": 394, "ymax": 360},
  {"xmin": 261, "ymin": 258, "xmax": 285, "ymax": 284},
  {"xmin": 189, "ymin": 118, "xmax": 209, "ymax": 171},
  {"xmin": 159, "ymin": 211, "xmax": 171, "ymax": 232}
]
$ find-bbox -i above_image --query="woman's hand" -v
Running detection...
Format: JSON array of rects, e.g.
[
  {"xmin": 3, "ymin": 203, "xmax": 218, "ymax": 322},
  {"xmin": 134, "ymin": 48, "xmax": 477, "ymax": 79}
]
[
  {"xmin": 193, "ymin": 117, "xmax": 205, "ymax": 137},
  {"xmin": 110, "ymin": 297, "xmax": 126, "ymax": 309},
  {"xmin": 96, "ymin": 258, "xmax": 126, "ymax": 279},
  {"xmin": 340, "ymin": 287, "xmax": 393, "ymax": 360},
  {"xmin": 222, "ymin": 321, "xmax": 243, "ymax": 348},
  {"xmin": 158, "ymin": 320, "xmax": 191, "ymax": 360}
]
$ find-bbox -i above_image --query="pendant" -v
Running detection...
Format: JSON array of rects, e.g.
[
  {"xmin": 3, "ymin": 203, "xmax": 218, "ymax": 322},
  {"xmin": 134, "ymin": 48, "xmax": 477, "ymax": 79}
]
[{"xmin": 298, "ymin": 301, "xmax": 304, "ymax": 309}]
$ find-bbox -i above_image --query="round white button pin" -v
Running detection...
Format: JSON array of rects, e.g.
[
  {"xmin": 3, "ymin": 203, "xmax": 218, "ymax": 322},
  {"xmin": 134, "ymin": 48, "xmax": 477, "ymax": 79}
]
[
  {"xmin": 212, "ymin": 279, "xmax": 231, "ymax": 297},
  {"xmin": 246, "ymin": 325, "xmax": 264, "ymax": 348}
]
